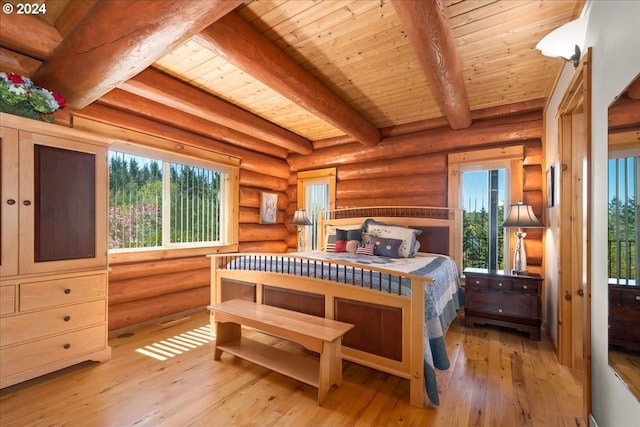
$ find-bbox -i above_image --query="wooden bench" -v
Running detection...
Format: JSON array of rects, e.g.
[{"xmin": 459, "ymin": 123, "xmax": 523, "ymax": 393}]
[{"xmin": 207, "ymin": 299, "xmax": 354, "ymax": 405}]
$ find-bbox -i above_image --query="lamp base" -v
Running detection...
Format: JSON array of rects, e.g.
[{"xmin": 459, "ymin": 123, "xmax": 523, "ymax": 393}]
[{"xmin": 511, "ymin": 269, "xmax": 529, "ymax": 276}]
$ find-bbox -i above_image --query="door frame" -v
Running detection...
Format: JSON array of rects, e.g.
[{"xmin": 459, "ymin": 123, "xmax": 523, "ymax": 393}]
[{"xmin": 556, "ymin": 49, "xmax": 592, "ymax": 417}]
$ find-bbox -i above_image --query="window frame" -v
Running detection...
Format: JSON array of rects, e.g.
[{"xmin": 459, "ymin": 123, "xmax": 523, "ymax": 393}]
[
  {"xmin": 106, "ymin": 142, "xmax": 240, "ymax": 263},
  {"xmin": 448, "ymin": 146, "xmax": 524, "ymax": 272},
  {"xmin": 297, "ymin": 168, "xmax": 336, "ymax": 250}
]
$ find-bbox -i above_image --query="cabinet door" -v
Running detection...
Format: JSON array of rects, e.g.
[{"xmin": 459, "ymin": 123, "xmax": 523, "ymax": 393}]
[
  {"xmin": 18, "ymin": 131, "xmax": 107, "ymax": 275},
  {"xmin": 0, "ymin": 127, "xmax": 19, "ymax": 277}
]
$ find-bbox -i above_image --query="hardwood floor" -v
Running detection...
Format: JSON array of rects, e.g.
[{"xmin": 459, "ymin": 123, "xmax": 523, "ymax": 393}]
[{"xmin": 0, "ymin": 310, "xmax": 585, "ymax": 427}]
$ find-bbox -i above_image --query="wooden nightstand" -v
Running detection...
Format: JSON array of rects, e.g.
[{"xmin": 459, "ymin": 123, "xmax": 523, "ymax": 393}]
[{"xmin": 463, "ymin": 268, "xmax": 543, "ymax": 340}]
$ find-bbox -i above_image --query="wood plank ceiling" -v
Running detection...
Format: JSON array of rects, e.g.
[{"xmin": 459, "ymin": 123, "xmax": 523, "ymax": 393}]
[{"xmin": 0, "ymin": 0, "xmax": 585, "ymax": 157}]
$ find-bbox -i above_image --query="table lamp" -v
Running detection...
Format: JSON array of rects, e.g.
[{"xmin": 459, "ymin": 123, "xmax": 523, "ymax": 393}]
[
  {"xmin": 290, "ymin": 209, "xmax": 312, "ymax": 251},
  {"xmin": 500, "ymin": 202, "xmax": 545, "ymax": 275}
]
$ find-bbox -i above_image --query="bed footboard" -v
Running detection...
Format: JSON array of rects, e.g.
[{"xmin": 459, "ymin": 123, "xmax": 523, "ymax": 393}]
[{"xmin": 208, "ymin": 253, "xmax": 429, "ymax": 408}]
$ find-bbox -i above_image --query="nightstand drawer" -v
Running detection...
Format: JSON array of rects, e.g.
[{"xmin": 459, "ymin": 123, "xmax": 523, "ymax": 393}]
[
  {"xmin": 511, "ymin": 278, "xmax": 539, "ymax": 294},
  {"xmin": 466, "ymin": 276, "xmax": 489, "ymax": 288},
  {"xmin": 488, "ymin": 277, "xmax": 511, "ymax": 291},
  {"xmin": 467, "ymin": 290, "xmax": 539, "ymax": 319}
]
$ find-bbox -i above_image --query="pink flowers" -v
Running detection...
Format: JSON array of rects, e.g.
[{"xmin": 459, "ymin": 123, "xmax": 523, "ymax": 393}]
[{"xmin": 0, "ymin": 72, "xmax": 66, "ymax": 116}]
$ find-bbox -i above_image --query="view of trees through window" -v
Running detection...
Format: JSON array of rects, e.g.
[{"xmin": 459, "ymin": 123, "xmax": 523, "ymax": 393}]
[
  {"xmin": 462, "ymin": 169, "xmax": 506, "ymax": 270},
  {"xmin": 109, "ymin": 151, "xmax": 224, "ymax": 250},
  {"xmin": 608, "ymin": 156, "xmax": 638, "ymax": 284}
]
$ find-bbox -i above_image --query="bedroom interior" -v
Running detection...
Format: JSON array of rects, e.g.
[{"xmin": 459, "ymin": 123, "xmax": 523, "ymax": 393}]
[{"xmin": 0, "ymin": 0, "xmax": 639, "ymax": 426}]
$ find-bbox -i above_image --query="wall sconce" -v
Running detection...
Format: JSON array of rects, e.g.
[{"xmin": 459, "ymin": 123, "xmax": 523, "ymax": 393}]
[
  {"xmin": 290, "ymin": 209, "xmax": 312, "ymax": 252},
  {"xmin": 500, "ymin": 202, "xmax": 545, "ymax": 275},
  {"xmin": 536, "ymin": 15, "xmax": 588, "ymax": 69}
]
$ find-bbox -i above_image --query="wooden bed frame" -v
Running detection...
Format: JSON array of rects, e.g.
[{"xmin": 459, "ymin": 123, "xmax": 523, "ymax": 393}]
[{"xmin": 209, "ymin": 206, "xmax": 462, "ymax": 408}]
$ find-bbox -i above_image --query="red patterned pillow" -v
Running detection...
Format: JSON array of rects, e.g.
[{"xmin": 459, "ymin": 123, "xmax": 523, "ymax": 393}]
[{"xmin": 334, "ymin": 240, "xmax": 347, "ymax": 253}]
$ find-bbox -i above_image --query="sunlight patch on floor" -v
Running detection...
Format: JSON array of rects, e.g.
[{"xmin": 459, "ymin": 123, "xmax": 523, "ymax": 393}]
[{"xmin": 135, "ymin": 325, "xmax": 215, "ymax": 361}]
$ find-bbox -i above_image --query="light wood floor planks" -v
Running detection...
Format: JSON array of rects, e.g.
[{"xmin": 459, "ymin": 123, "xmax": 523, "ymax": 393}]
[{"xmin": 0, "ymin": 310, "xmax": 586, "ymax": 427}]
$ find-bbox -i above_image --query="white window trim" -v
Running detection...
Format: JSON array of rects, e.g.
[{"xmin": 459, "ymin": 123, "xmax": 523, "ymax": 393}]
[{"xmin": 448, "ymin": 145, "xmax": 524, "ymax": 272}]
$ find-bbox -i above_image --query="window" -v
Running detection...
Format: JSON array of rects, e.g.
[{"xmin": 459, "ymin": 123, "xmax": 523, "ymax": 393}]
[
  {"xmin": 461, "ymin": 169, "xmax": 507, "ymax": 270},
  {"xmin": 448, "ymin": 146, "xmax": 524, "ymax": 272},
  {"xmin": 608, "ymin": 153, "xmax": 639, "ymax": 284},
  {"xmin": 297, "ymin": 168, "xmax": 336, "ymax": 250},
  {"xmin": 109, "ymin": 149, "xmax": 237, "ymax": 252}
]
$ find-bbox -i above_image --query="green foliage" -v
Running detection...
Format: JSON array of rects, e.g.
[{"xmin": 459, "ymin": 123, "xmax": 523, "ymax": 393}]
[
  {"xmin": 109, "ymin": 155, "xmax": 221, "ymax": 249},
  {"xmin": 463, "ymin": 206, "xmax": 505, "ymax": 269},
  {"xmin": 608, "ymin": 196, "xmax": 637, "ymax": 281}
]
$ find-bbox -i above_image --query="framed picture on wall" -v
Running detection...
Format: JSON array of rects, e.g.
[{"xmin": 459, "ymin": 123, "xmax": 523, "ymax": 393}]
[
  {"xmin": 546, "ymin": 166, "xmax": 555, "ymax": 208},
  {"xmin": 260, "ymin": 192, "xmax": 278, "ymax": 224}
]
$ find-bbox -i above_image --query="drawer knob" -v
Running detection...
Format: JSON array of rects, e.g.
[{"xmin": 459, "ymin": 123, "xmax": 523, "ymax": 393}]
[
  {"xmin": 475, "ymin": 280, "xmax": 480, "ymax": 284},
  {"xmin": 23, "ymin": 200, "xmax": 32, "ymax": 206},
  {"xmin": 63, "ymin": 343, "xmax": 71, "ymax": 349},
  {"xmin": 64, "ymin": 288, "xmax": 71, "ymax": 294},
  {"xmin": 636, "ymin": 295, "xmax": 640, "ymax": 301},
  {"xmin": 6, "ymin": 199, "xmax": 16, "ymax": 205},
  {"xmin": 498, "ymin": 308, "xmax": 503, "ymax": 313},
  {"xmin": 498, "ymin": 282, "xmax": 503, "ymax": 287},
  {"xmin": 64, "ymin": 316, "xmax": 71, "ymax": 322},
  {"xmin": 523, "ymin": 285, "xmax": 528, "ymax": 290}
]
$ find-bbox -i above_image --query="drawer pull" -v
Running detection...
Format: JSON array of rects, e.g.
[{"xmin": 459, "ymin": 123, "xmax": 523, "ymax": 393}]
[
  {"xmin": 63, "ymin": 343, "xmax": 71, "ymax": 350},
  {"xmin": 64, "ymin": 288, "xmax": 71, "ymax": 294},
  {"xmin": 636, "ymin": 295, "xmax": 640, "ymax": 301},
  {"xmin": 64, "ymin": 316, "xmax": 71, "ymax": 322},
  {"xmin": 475, "ymin": 280, "xmax": 480, "ymax": 284},
  {"xmin": 498, "ymin": 282, "xmax": 503, "ymax": 287},
  {"xmin": 522, "ymin": 285, "xmax": 528, "ymax": 290},
  {"xmin": 23, "ymin": 200, "xmax": 32, "ymax": 206},
  {"xmin": 498, "ymin": 308, "xmax": 503, "ymax": 313},
  {"xmin": 7, "ymin": 199, "xmax": 16, "ymax": 205}
]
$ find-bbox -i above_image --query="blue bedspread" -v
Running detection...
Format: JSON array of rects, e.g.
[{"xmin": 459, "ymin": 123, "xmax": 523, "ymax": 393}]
[{"xmin": 226, "ymin": 251, "xmax": 463, "ymax": 405}]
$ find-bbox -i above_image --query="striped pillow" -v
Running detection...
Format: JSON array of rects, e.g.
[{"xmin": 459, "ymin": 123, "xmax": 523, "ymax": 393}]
[{"xmin": 355, "ymin": 243, "xmax": 375, "ymax": 255}]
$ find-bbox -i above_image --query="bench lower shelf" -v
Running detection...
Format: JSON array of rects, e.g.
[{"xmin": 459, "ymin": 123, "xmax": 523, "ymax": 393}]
[{"xmin": 217, "ymin": 336, "xmax": 320, "ymax": 388}]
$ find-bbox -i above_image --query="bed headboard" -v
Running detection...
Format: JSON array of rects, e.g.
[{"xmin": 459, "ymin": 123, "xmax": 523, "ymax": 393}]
[{"xmin": 317, "ymin": 206, "xmax": 463, "ymax": 273}]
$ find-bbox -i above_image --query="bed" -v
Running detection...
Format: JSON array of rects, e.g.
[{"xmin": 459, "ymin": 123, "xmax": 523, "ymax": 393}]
[{"xmin": 208, "ymin": 206, "xmax": 463, "ymax": 407}]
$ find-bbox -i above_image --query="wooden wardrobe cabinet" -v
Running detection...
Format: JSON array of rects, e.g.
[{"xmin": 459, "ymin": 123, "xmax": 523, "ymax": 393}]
[{"xmin": 0, "ymin": 113, "xmax": 111, "ymax": 388}]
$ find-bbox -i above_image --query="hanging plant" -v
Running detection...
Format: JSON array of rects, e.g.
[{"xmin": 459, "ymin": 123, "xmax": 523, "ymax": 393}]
[{"xmin": 0, "ymin": 72, "xmax": 66, "ymax": 122}]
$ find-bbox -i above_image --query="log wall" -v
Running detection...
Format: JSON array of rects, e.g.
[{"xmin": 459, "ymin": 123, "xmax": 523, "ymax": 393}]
[
  {"xmin": 102, "ymin": 107, "xmax": 545, "ymax": 330},
  {"xmin": 286, "ymin": 112, "xmax": 545, "ymax": 274}
]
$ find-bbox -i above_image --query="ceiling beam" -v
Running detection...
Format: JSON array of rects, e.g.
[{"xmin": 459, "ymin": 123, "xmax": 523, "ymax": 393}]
[
  {"xmin": 32, "ymin": 0, "xmax": 243, "ymax": 108},
  {"xmin": 194, "ymin": 12, "xmax": 381, "ymax": 148},
  {"xmin": 120, "ymin": 69, "xmax": 313, "ymax": 155},
  {"xmin": 391, "ymin": 0, "xmax": 471, "ymax": 129}
]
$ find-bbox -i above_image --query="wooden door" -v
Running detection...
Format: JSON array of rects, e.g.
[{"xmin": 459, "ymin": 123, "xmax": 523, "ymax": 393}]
[
  {"xmin": 0, "ymin": 126, "xmax": 20, "ymax": 277},
  {"xmin": 557, "ymin": 51, "xmax": 591, "ymax": 418}
]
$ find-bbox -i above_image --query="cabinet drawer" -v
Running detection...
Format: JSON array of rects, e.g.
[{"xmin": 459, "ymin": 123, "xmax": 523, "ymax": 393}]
[
  {"xmin": 1, "ymin": 300, "xmax": 106, "ymax": 347},
  {"xmin": 488, "ymin": 277, "xmax": 511, "ymax": 291},
  {"xmin": 0, "ymin": 324, "xmax": 106, "ymax": 379},
  {"xmin": 466, "ymin": 276, "xmax": 489, "ymax": 289},
  {"xmin": 1, "ymin": 285, "xmax": 16, "ymax": 316},
  {"xmin": 619, "ymin": 290, "xmax": 640, "ymax": 309},
  {"xmin": 511, "ymin": 279, "xmax": 539, "ymax": 294},
  {"xmin": 466, "ymin": 290, "xmax": 539, "ymax": 319},
  {"xmin": 19, "ymin": 274, "xmax": 106, "ymax": 311}
]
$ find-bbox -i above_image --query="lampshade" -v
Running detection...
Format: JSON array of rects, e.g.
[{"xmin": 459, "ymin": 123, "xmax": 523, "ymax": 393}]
[
  {"xmin": 290, "ymin": 209, "xmax": 312, "ymax": 226},
  {"xmin": 535, "ymin": 15, "xmax": 587, "ymax": 68},
  {"xmin": 500, "ymin": 203, "xmax": 544, "ymax": 228}
]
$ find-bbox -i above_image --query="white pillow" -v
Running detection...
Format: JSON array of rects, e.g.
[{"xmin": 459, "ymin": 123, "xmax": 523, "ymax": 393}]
[{"xmin": 363, "ymin": 219, "xmax": 422, "ymax": 258}]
